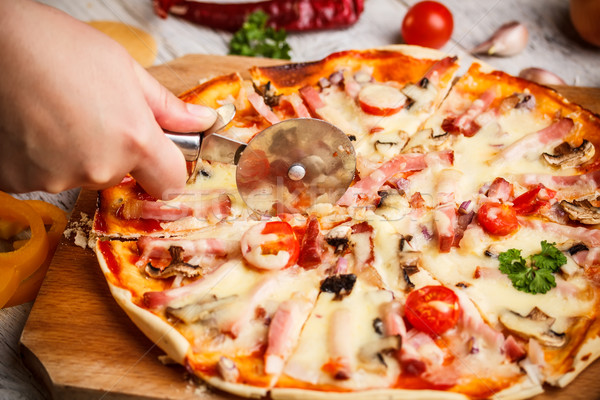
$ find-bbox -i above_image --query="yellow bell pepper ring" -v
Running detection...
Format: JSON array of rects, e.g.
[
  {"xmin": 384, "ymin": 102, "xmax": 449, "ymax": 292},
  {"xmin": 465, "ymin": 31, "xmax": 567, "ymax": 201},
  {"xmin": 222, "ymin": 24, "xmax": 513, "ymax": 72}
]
[
  {"xmin": 4, "ymin": 199, "xmax": 67, "ymax": 307},
  {"xmin": 0, "ymin": 192, "xmax": 49, "ymax": 308}
]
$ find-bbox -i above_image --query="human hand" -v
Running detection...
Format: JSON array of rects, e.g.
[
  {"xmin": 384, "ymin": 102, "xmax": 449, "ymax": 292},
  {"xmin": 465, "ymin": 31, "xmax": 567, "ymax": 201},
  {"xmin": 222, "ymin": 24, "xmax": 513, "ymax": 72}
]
[{"xmin": 0, "ymin": 1, "xmax": 217, "ymax": 199}]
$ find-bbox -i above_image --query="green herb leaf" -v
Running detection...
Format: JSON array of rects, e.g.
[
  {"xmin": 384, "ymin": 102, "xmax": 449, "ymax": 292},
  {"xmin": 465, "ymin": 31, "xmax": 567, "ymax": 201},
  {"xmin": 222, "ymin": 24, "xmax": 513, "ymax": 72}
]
[
  {"xmin": 530, "ymin": 240, "xmax": 567, "ymax": 272},
  {"xmin": 528, "ymin": 267, "xmax": 557, "ymax": 294},
  {"xmin": 228, "ymin": 11, "xmax": 291, "ymax": 60},
  {"xmin": 498, "ymin": 241, "xmax": 566, "ymax": 295},
  {"xmin": 498, "ymin": 248, "xmax": 527, "ymax": 275}
]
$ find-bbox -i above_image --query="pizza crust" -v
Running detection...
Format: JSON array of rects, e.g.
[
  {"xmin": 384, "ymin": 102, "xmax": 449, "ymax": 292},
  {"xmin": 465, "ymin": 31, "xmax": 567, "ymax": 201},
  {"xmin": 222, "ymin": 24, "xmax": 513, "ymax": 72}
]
[
  {"xmin": 557, "ymin": 335, "xmax": 600, "ymax": 387},
  {"xmin": 202, "ymin": 375, "xmax": 269, "ymax": 399},
  {"xmin": 95, "ymin": 243, "xmax": 190, "ymax": 364},
  {"xmin": 271, "ymin": 387, "xmax": 469, "ymax": 400}
]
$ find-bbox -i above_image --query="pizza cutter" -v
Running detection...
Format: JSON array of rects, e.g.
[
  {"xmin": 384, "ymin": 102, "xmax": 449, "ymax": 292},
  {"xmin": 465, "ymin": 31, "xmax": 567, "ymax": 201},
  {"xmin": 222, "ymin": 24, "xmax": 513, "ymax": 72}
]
[{"xmin": 165, "ymin": 104, "xmax": 356, "ymax": 215}]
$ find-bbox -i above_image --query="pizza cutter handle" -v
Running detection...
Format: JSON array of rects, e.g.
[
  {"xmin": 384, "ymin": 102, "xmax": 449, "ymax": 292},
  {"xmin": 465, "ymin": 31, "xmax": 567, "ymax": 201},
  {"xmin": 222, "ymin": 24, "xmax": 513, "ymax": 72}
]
[{"xmin": 163, "ymin": 132, "xmax": 201, "ymax": 163}]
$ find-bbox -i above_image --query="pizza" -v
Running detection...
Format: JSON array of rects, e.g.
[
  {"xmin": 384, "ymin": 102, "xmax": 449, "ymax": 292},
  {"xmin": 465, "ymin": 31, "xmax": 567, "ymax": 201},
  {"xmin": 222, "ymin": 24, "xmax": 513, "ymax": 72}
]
[{"xmin": 93, "ymin": 45, "xmax": 600, "ymax": 399}]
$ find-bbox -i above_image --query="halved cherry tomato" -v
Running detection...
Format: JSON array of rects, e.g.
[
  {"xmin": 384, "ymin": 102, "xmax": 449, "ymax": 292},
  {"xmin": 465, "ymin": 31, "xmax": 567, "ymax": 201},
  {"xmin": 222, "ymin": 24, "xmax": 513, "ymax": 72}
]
[
  {"xmin": 358, "ymin": 84, "xmax": 406, "ymax": 116},
  {"xmin": 401, "ymin": 1, "xmax": 454, "ymax": 49},
  {"xmin": 512, "ymin": 184, "xmax": 556, "ymax": 215},
  {"xmin": 477, "ymin": 202, "xmax": 519, "ymax": 236},
  {"xmin": 405, "ymin": 285, "xmax": 460, "ymax": 336},
  {"xmin": 241, "ymin": 221, "xmax": 299, "ymax": 270}
]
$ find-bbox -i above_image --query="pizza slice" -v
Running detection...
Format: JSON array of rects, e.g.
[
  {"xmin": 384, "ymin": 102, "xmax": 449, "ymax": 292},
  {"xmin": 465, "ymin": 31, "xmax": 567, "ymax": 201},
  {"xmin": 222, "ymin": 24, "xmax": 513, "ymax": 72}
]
[
  {"xmin": 250, "ymin": 45, "xmax": 460, "ymax": 179},
  {"xmin": 96, "ymin": 217, "xmax": 332, "ymax": 397},
  {"xmin": 393, "ymin": 62, "xmax": 600, "ymax": 388}
]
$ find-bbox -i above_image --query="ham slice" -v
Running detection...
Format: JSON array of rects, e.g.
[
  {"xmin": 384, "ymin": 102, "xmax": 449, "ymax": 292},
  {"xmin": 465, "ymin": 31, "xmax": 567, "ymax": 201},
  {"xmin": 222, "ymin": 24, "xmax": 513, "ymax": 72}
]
[{"xmin": 492, "ymin": 118, "xmax": 574, "ymax": 164}]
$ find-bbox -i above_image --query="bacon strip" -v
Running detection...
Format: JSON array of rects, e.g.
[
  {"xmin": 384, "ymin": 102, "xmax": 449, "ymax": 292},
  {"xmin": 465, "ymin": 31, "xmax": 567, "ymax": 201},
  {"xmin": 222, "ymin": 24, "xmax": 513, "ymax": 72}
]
[
  {"xmin": 486, "ymin": 177, "xmax": 513, "ymax": 202},
  {"xmin": 337, "ymin": 153, "xmax": 427, "ymax": 206},
  {"xmin": 297, "ymin": 216, "xmax": 324, "ymax": 269},
  {"xmin": 382, "ymin": 300, "xmax": 407, "ymax": 338},
  {"xmin": 424, "ymin": 56, "xmax": 458, "ymax": 85},
  {"xmin": 434, "ymin": 169, "xmax": 462, "ymax": 252},
  {"xmin": 442, "ymin": 88, "xmax": 497, "ymax": 137},
  {"xmin": 326, "ymin": 307, "xmax": 354, "ymax": 379},
  {"xmin": 136, "ymin": 236, "xmax": 238, "ymax": 266},
  {"xmin": 121, "ymin": 194, "xmax": 232, "ymax": 221},
  {"xmin": 264, "ymin": 298, "xmax": 313, "ymax": 375},
  {"xmin": 285, "ymin": 92, "xmax": 312, "ymax": 118},
  {"xmin": 492, "ymin": 118, "xmax": 574, "ymax": 164},
  {"xmin": 298, "ymin": 85, "xmax": 325, "ymax": 114},
  {"xmin": 143, "ymin": 260, "xmax": 239, "ymax": 309},
  {"xmin": 224, "ymin": 274, "xmax": 280, "ymax": 337},
  {"xmin": 516, "ymin": 170, "xmax": 600, "ymax": 199},
  {"xmin": 519, "ymin": 217, "xmax": 600, "ymax": 247},
  {"xmin": 246, "ymin": 82, "xmax": 281, "ymax": 125}
]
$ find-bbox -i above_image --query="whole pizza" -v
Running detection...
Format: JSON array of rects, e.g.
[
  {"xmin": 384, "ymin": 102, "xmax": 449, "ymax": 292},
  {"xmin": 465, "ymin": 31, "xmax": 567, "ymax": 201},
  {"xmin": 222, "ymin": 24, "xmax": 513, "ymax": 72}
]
[{"xmin": 94, "ymin": 45, "xmax": 600, "ymax": 399}]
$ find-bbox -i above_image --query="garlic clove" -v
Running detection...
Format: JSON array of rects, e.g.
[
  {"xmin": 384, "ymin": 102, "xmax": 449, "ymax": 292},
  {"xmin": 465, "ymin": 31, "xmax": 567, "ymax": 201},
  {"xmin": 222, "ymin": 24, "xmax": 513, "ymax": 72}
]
[
  {"xmin": 471, "ymin": 21, "xmax": 529, "ymax": 57},
  {"xmin": 518, "ymin": 68, "xmax": 567, "ymax": 86}
]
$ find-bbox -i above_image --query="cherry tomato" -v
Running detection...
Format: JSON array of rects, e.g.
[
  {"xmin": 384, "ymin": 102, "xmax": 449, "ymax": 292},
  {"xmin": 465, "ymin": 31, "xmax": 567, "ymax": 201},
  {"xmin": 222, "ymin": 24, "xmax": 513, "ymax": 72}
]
[
  {"xmin": 401, "ymin": 1, "xmax": 454, "ymax": 49},
  {"xmin": 405, "ymin": 285, "xmax": 460, "ymax": 336},
  {"xmin": 477, "ymin": 202, "xmax": 519, "ymax": 236},
  {"xmin": 241, "ymin": 221, "xmax": 299, "ymax": 270}
]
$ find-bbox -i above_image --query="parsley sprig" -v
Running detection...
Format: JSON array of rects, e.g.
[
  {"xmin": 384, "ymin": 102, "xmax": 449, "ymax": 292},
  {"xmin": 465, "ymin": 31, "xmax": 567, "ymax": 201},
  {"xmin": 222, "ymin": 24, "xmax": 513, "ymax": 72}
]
[
  {"xmin": 228, "ymin": 11, "xmax": 291, "ymax": 60},
  {"xmin": 498, "ymin": 241, "xmax": 567, "ymax": 295}
]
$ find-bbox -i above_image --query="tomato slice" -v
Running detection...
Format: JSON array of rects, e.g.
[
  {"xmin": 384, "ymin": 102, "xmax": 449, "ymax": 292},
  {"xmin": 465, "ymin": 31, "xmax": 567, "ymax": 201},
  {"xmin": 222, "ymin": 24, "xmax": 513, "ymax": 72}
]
[
  {"xmin": 512, "ymin": 185, "xmax": 556, "ymax": 215},
  {"xmin": 241, "ymin": 221, "xmax": 299, "ymax": 270},
  {"xmin": 401, "ymin": 1, "xmax": 454, "ymax": 49},
  {"xmin": 405, "ymin": 285, "xmax": 460, "ymax": 336},
  {"xmin": 477, "ymin": 202, "xmax": 519, "ymax": 236}
]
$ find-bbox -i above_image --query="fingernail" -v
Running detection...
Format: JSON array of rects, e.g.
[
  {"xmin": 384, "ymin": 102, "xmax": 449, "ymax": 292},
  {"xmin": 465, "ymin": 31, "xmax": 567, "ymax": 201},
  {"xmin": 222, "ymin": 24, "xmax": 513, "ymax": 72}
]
[{"xmin": 187, "ymin": 103, "xmax": 217, "ymax": 119}]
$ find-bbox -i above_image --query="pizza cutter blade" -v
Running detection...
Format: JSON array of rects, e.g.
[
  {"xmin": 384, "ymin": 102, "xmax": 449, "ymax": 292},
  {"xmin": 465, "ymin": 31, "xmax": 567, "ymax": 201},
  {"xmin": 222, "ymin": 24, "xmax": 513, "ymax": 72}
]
[
  {"xmin": 236, "ymin": 118, "xmax": 356, "ymax": 215},
  {"xmin": 166, "ymin": 105, "xmax": 356, "ymax": 215}
]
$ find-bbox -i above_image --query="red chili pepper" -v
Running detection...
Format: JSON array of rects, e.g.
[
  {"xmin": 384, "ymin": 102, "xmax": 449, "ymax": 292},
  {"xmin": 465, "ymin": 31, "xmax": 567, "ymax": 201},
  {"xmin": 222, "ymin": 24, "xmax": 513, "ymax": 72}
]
[{"xmin": 153, "ymin": 0, "xmax": 365, "ymax": 31}]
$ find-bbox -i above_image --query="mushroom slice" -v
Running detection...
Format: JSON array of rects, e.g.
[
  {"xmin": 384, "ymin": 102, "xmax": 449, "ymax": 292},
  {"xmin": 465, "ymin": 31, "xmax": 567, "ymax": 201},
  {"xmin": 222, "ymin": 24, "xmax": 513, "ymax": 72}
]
[
  {"xmin": 401, "ymin": 81, "xmax": 437, "ymax": 111},
  {"xmin": 542, "ymin": 140, "xmax": 595, "ymax": 168},
  {"xmin": 325, "ymin": 225, "xmax": 352, "ymax": 254},
  {"xmin": 145, "ymin": 262, "xmax": 201, "ymax": 279},
  {"xmin": 165, "ymin": 295, "xmax": 238, "ymax": 324},
  {"xmin": 358, "ymin": 335, "xmax": 402, "ymax": 366},
  {"xmin": 560, "ymin": 199, "xmax": 600, "ymax": 225},
  {"xmin": 499, "ymin": 308, "xmax": 566, "ymax": 347},
  {"xmin": 373, "ymin": 130, "xmax": 409, "ymax": 158}
]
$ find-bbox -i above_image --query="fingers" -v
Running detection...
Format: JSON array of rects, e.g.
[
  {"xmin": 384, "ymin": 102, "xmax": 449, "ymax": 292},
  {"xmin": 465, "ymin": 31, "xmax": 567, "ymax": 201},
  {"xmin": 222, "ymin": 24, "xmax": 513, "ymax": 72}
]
[
  {"xmin": 130, "ymin": 130, "xmax": 188, "ymax": 200},
  {"xmin": 134, "ymin": 63, "xmax": 217, "ymax": 133}
]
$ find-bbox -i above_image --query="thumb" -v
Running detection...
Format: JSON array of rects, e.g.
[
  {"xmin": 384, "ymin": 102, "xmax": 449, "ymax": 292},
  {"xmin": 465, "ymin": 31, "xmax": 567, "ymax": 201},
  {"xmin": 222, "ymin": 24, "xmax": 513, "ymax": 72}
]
[{"xmin": 134, "ymin": 63, "xmax": 217, "ymax": 133}]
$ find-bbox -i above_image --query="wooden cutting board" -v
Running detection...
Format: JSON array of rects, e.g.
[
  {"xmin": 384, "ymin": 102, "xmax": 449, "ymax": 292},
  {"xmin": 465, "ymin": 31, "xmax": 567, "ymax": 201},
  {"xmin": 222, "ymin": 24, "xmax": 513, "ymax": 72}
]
[{"xmin": 20, "ymin": 54, "xmax": 600, "ymax": 400}]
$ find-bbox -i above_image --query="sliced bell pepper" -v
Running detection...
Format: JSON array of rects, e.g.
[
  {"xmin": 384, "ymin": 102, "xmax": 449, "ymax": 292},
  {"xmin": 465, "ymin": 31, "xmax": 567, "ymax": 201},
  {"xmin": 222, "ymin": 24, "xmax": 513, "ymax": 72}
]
[
  {"xmin": 4, "ymin": 200, "xmax": 67, "ymax": 307},
  {"xmin": 0, "ymin": 192, "xmax": 49, "ymax": 308}
]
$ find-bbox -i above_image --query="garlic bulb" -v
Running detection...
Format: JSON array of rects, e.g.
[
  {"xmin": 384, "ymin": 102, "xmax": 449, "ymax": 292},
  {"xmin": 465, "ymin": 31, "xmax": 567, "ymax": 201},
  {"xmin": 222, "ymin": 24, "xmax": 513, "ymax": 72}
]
[
  {"xmin": 472, "ymin": 21, "xmax": 529, "ymax": 57},
  {"xmin": 518, "ymin": 68, "xmax": 567, "ymax": 86}
]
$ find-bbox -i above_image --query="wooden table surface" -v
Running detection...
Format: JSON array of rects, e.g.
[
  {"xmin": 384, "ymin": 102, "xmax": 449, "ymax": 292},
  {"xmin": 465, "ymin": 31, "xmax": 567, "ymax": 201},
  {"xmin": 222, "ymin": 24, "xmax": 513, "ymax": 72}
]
[{"xmin": 1, "ymin": 0, "xmax": 598, "ymax": 399}]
